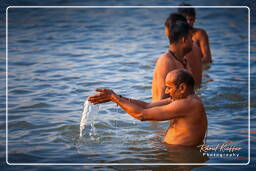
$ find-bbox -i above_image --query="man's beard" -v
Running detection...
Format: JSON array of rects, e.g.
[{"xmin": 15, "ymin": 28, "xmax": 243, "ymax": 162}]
[{"xmin": 185, "ymin": 46, "xmax": 193, "ymax": 54}]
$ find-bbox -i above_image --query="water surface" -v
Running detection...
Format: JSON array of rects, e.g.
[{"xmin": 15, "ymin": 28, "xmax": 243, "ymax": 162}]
[{"xmin": 0, "ymin": 3, "xmax": 255, "ymax": 171}]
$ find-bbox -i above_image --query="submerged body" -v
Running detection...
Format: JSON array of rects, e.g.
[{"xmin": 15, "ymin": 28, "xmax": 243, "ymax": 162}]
[
  {"xmin": 191, "ymin": 27, "xmax": 212, "ymax": 64},
  {"xmin": 88, "ymin": 69, "xmax": 208, "ymax": 146},
  {"xmin": 178, "ymin": 5, "xmax": 212, "ymax": 64},
  {"xmin": 163, "ymin": 95, "xmax": 207, "ymax": 146},
  {"xmin": 151, "ymin": 44, "xmax": 202, "ymax": 101},
  {"xmin": 152, "ymin": 13, "xmax": 203, "ymax": 101}
]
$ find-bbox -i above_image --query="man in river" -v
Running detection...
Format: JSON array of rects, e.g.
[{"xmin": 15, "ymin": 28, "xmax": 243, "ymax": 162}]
[
  {"xmin": 164, "ymin": 13, "xmax": 203, "ymax": 88},
  {"xmin": 178, "ymin": 3, "xmax": 212, "ymax": 64},
  {"xmin": 88, "ymin": 69, "xmax": 208, "ymax": 146},
  {"xmin": 152, "ymin": 21, "xmax": 193, "ymax": 101}
]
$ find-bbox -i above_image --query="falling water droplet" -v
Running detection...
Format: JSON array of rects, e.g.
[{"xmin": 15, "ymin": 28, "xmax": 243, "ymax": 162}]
[{"xmin": 80, "ymin": 100, "xmax": 99, "ymax": 138}]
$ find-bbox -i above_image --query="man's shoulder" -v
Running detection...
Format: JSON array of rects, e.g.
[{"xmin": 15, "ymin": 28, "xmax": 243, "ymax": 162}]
[
  {"xmin": 182, "ymin": 95, "xmax": 203, "ymax": 108},
  {"xmin": 191, "ymin": 95, "xmax": 205, "ymax": 113},
  {"xmin": 159, "ymin": 51, "xmax": 170, "ymax": 58},
  {"xmin": 194, "ymin": 28, "xmax": 208, "ymax": 37},
  {"xmin": 157, "ymin": 52, "xmax": 172, "ymax": 64}
]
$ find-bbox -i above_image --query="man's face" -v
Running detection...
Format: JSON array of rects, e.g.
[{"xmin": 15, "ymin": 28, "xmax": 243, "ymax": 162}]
[
  {"xmin": 165, "ymin": 76, "xmax": 181, "ymax": 100},
  {"xmin": 185, "ymin": 15, "xmax": 195, "ymax": 27}
]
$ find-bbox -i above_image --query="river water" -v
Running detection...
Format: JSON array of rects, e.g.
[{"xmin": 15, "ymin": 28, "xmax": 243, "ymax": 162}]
[{"xmin": 1, "ymin": 1, "xmax": 255, "ymax": 171}]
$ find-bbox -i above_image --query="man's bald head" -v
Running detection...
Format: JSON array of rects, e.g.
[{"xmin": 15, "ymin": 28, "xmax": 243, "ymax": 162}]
[{"xmin": 166, "ymin": 69, "xmax": 195, "ymax": 90}]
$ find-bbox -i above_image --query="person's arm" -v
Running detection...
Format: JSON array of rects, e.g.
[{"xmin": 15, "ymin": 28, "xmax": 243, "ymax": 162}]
[
  {"xmin": 121, "ymin": 96, "xmax": 171, "ymax": 108},
  {"xmin": 113, "ymin": 93, "xmax": 187, "ymax": 121},
  {"xmin": 198, "ymin": 29, "xmax": 212, "ymax": 64},
  {"xmin": 88, "ymin": 89, "xmax": 186, "ymax": 121},
  {"xmin": 88, "ymin": 88, "xmax": 171, "ymax": 108}
]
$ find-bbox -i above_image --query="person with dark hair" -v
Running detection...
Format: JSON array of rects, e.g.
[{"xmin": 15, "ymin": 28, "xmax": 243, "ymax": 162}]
[
  {"xmin": 173, "ymin": 69, "xmax": 195, "ymax": 91},
  {"xmin": 178, "ymin": 3, "xmax": 212, "ymax": 64},
  {"xmin": 164, "ymin": 13, "xmax": 187, "ymax": 37},
  {"xmin": 178, "ymin": 3, "xmax": 196, "ymax": 26},
  {"xmin": 152, "ymin": 20, "xmax": 193, "ymax": 101},
  {"xmin": 164, "ymin": 13, "xmax": 203, "ymax": 88},
  {"xmin": 88, "ymin": 69, "xmax": 208, "ymax": 146}
]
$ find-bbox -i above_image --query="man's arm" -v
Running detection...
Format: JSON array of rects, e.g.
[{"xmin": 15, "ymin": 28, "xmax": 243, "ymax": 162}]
[
  {"xmin": 88, "ymin": 88, "xmax": 186, "ymax": 121},
  {"xmin": 88, "ymin": 88, "xmax": 171, "ymax": 109},
  {"xmin": 121, "ymin": 96, "xmax": 171, "ymax": 108},
  {"xmin": 198, "ymin": 29, "xmax": 212, "ymax": 64},
  {"xmin": 112, "ymin": 93, "xmax": 187, "ymax": 121}
]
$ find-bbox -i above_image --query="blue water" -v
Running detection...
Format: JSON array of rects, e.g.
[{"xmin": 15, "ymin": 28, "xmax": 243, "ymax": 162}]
[{"xmin": 1, "ymin": 0, "xmax": 255, "ymax": 170}]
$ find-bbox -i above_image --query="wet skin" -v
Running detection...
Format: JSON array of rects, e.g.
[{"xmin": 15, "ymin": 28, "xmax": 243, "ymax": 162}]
[{"xmin": 88, "ymin": 70, "xmax": 207, "ymax": 146}]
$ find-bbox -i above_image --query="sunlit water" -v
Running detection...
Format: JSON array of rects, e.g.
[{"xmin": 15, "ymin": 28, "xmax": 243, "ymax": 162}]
[{"xmin": 0, "ymin": 1, "xmax": 255, "ymax": 170}]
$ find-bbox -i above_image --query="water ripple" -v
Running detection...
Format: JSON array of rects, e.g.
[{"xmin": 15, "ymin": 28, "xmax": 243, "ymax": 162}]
[{"xmin": 3, "ymin": 6, "xmax": 251, "ymax": 165}]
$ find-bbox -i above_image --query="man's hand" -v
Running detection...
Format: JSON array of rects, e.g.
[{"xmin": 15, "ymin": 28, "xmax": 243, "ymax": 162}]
[{"xmin": 88, "ymin": 88, "xmax": 117, "ymax": 104}]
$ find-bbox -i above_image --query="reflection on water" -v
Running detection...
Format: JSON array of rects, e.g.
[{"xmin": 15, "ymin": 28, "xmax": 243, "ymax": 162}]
[
  {"xmin": 165, "ymin": 145, "xmax": 209, "ymax": 163},
  {"xmin": 0, "ymin": 4, "xmax": 252, "ymax": 170}
]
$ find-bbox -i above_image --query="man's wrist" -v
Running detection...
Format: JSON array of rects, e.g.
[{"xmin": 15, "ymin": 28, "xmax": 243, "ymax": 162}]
[{"xmin": 111, "ymin": 93, "xmax": 120, "ymax": 103}]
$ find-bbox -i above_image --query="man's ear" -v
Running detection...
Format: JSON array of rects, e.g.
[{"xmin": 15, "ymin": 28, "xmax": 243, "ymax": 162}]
[
  {"xmin": 179, "ymin": 83, "xmax": 187, "ymax": 94},
  {"xmin": 165, "ymin": 27, "xmax": 170, "ymax": 37},
  {"xmin": 181, "ymin": 36, "xmax": 186, "ymax": 43}
]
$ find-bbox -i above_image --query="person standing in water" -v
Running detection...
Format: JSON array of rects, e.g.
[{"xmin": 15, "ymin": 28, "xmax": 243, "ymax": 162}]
[
  {"xmin": 178, "ymin": 3, "xmax": 212, "ymax": 64},
  {"xmin": 164, "ymin": 13, "xmax": 203, "ymax": 88},
  {"xmin": 88, "ymin": 69, "xmax": 208, "ymax": 146},
  {"xmin": 152, "ymin": 21, "xmax": 193, "ymax": 101}
]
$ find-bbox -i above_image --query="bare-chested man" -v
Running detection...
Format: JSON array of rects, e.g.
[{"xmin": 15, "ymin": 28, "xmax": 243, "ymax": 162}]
[
  {"xmin": 152, "ymin": 21, "xmax": 192, "ymax": 101},
  {"xmin": 88, "ymin": 69, "xmax": 208, "ymax": 146},
  {"xmin": 164, "ymin": 13, "xmax": 202, "ymax": 88},
  {"xmin": 178, "ymin": 3, "xmax": 212, "ymax": 64}
]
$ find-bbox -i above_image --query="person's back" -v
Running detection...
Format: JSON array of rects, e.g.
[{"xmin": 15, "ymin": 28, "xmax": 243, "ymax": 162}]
[
  {"xmin": 164, "ymin": 94, "xmax": 207, "ymax": 146},
  {"xmin": 185, "ymin": 43, "xmax": 202, "ymax": 87}
]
